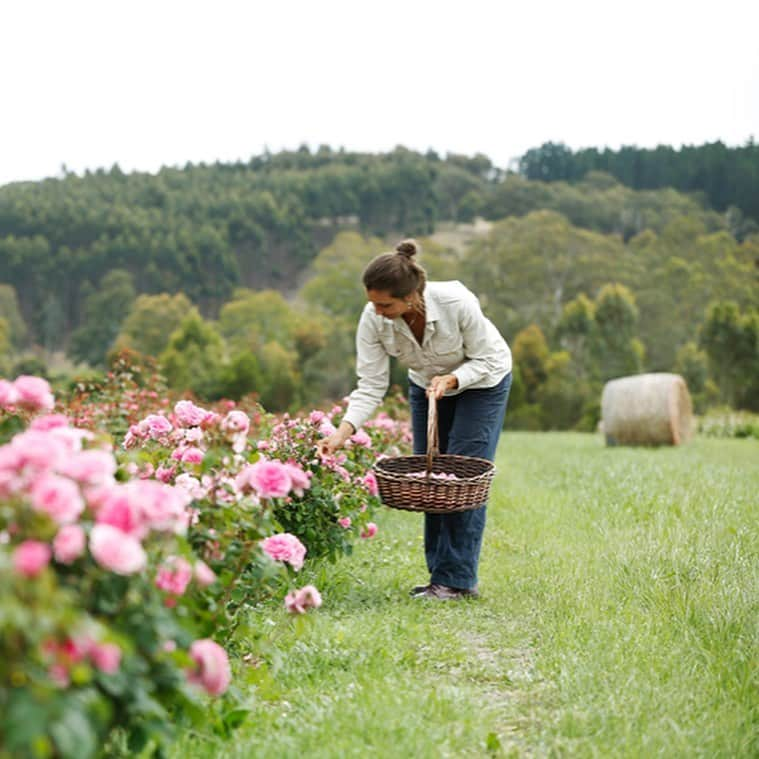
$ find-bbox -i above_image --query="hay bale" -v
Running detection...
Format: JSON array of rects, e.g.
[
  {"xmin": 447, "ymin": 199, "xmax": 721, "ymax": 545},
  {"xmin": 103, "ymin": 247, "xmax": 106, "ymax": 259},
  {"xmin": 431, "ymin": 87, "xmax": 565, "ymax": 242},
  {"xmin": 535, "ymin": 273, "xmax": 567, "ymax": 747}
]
[{"xmin": 600, "ymin": 373, "xmax": 693, "ymax": 446}]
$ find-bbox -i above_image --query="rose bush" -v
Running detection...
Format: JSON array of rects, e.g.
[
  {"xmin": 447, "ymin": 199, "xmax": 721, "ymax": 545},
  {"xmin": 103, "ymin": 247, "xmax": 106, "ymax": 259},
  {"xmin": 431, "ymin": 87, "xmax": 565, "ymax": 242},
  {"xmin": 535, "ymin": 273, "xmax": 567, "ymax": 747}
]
[{"xmin": 0, "ymin": 378, "xmax": 317, "ymax": 758}]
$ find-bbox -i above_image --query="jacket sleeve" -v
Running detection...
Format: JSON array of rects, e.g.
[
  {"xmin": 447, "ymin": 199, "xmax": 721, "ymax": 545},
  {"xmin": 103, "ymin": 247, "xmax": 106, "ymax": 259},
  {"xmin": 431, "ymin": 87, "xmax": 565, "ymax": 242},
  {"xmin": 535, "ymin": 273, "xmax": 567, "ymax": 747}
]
[
  {"xmin": 342, "ymin": 311, "xmax": 390, "ymax": 431},
  {"xmin": 451, "ymin": 291, "xmax": 510, "ymax": 391}
]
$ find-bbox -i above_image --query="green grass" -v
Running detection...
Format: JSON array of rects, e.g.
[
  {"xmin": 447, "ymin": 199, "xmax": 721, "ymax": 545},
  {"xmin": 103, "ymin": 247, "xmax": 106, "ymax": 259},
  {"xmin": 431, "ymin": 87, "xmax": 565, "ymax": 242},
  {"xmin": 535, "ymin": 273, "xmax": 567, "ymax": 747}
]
[{"xmin": 175, "ymin": 433, "xmax": 759, "ymax": 758}]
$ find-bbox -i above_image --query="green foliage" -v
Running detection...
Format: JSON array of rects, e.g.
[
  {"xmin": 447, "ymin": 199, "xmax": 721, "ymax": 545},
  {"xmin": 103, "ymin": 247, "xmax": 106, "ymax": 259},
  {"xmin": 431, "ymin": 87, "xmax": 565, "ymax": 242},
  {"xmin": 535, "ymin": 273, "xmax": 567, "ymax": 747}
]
[
  {"xmin": 159, "ymin": 311, "xmax": 225, "ymax": 398},
  {"xmin": 699, "ymin": 301, "xmax": 759, "ymax": 410},
  {"xmin": 299, "ymin": 231, "xmax": 382, "ymax": 320},
  {"xmin": 0, "ymin": 284, "xmax": 27, "ymax": 348},
  {"xmin": 519, "ymin": 138, "xmax": 759, "ymax": 225},
  {"xmin": 69, "ymin": 270, "xmax": 137, "ymax": 367},
  {"xmin": 115, "ymin": 292, "xmax": 194, "ymax": 358},
  {"xmin": 593, "ymin": 283, "xmax": 644, "ymax": 381},
  {"xmin": 218, "ymin": 289, "xmax": 298, "ymax": 353}
]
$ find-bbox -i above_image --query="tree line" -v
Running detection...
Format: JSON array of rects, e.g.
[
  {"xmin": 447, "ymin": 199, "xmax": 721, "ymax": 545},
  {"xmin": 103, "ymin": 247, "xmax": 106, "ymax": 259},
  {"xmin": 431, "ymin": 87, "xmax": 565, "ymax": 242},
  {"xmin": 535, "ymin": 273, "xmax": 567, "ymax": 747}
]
[
  {"xmin": 0, "ymin": 145, "xmax": 757, "ymax": 424},
  {"xmin": 519, "ymin": 140, "xmax": 759, "ymax": 235}
]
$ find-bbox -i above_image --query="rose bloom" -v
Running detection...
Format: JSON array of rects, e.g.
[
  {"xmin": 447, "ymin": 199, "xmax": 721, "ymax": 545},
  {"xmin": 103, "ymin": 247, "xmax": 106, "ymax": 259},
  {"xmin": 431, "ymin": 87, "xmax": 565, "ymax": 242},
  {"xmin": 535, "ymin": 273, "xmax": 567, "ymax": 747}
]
[
  {"xmin": 29, "ymin": 414, "xmax": 70, "ymax": 431},
  {"xmin": 53, "ymin": 524, "xmax": 86, "ymax": 564},
  {"xmin": 89, "ymin": 524, "xmax": 147, "ymax": 575},
  {"xmin": 363, "ymin": 471, "xmax": 379, "ymax": 496},
  {"xmin": 180, "ymin": 447, "xmax": 204, "ymax": 465},
  {"xmin": 284, "ymin": 462, "xmax": 312, "ymax": 497},
  {"xmin": 30, "ymin": 473, "xmax": 86, "ymax": 525},
  {"xmin": 222, "ymin": 410, "xmax": 250, "ymax": 434},
  {"xmin": 338, "ymin": 517, "xmax": 351, "ymax": 529},
  {"xmin": 13, "ymin": 375, "xmax": 55, "ymax": 412},
  {"xmin": 187, "ymin": 639, "xmax": 231, "ymax": 696},
  {"xmin": 261, "ymin": 533, "xmax": 306, "ymax": 571},
  {"xmin": 138, "ymin": 414, "xmax": 173, "ymax": 440},
  {"xmin": 89, "ymin": 642, "xmax": 121, "ymax": 674},
  {"xmin": 155, "ymin": 556, "xmax": 193, "ymax": 596},
  {"xmin": 361, "ymin": 522, "xmax": 378, "ymax": 539},
  {"xmin": 349, "ymin": 429, "xmax": 372, "ymax": 448},
  {"xmin": 0, "ymin": 379, "xmax": 19, "ymax": 408},
  {"xmin": 173, "ymin": 400, "xmax": 208, "ymax": 428},
  {"xmin": 59, "ymin": 449, "xmax": 117, "ymax": 487},
  {"xmin": 13, "ymin": 540, "xmax": 52, "ymax": 577},
  {"xmin": 155, "ymin": 465, "xmax": 176, "ymax": 483},
  {"xmin": 285, "ymin": 585, "xmax": 323, "ymax": 614},
  {"xmin": 194, "ymin": 560, "xmax": 217, "ymax": 587},
  {"xmin": 236, "ymin": 459, "xmax": 292, "ymax": 499}
]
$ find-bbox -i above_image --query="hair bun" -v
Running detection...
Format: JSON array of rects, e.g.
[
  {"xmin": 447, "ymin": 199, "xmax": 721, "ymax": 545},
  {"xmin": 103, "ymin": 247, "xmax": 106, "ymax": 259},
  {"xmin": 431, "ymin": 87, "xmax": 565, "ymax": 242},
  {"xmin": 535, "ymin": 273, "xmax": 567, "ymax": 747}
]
[{"xmin": 395, "ymin": 239, "xmax": 420, "ymax": 258}]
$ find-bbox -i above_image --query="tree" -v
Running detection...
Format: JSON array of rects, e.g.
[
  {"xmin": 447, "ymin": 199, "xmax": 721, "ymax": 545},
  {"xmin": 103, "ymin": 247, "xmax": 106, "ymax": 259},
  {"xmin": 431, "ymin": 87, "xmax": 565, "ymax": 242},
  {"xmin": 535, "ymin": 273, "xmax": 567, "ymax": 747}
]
[
  {"xmin": 593, "ymin": 283, "xmax": 644, "ymax": 382},
  {"xmin": 115, "ymin": 292, "xmax": 194, "ymax": 358},
  {"xmin": 511, "ymin": 324, "xmax": 550, "ymax": 404},
  {"xmin": 299, "ymin": 231, "xmax": 383, "ymax": 320},
  {"xmin": 69, "ymin": 270, "xmax": 136, "ymax": 366},
  {"xmin": 0, "ymin": 284, "xmax": 27, "ymax": 348},
  {"xmin": 699, "ymin": 301, "xmax": 759, "ymax": 410},
  {"xmin": 159, "ymin": 311, "xmax": 225, "ymax": 398},
  {"xmin": 218, "ymin": 289, "xmax": 298, "ymax": 354}
]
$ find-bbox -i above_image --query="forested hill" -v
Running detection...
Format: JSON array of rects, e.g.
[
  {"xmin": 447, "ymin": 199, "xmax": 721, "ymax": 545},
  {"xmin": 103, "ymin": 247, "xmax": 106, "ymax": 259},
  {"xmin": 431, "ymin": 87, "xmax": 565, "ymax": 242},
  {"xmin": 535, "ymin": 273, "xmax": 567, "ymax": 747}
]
[
  {"xmin": 519, "ymin": 140, "xmax": 759, "ymax": 228},
  {"xmin": 0, "ymin": 143, "xmax": 756, "ymax": 353}
]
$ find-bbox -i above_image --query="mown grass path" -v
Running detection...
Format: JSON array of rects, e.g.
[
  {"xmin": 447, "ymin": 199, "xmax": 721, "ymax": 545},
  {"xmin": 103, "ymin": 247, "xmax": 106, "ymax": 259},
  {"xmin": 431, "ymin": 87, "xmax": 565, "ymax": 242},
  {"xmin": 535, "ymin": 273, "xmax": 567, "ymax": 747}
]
[{"xmin": 177, "ymin": 433, "xmax": 758, "ymax": 758}]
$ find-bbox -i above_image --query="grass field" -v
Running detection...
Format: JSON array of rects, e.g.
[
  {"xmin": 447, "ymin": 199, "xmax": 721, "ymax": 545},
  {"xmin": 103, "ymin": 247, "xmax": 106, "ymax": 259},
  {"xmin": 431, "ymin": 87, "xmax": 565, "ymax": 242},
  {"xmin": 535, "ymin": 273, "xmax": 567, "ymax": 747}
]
[{"xmin": 175, "ymin": 433, "xmax": 758, "ymax": 758}]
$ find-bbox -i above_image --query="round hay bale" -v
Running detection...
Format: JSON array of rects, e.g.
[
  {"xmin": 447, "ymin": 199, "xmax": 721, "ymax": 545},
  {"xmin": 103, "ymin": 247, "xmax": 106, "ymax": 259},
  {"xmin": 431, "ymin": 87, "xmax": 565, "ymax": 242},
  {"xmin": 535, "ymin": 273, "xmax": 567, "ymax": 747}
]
[{"xmin": 600, "ymin": 373, "xmax": 693, "ymax": 446}]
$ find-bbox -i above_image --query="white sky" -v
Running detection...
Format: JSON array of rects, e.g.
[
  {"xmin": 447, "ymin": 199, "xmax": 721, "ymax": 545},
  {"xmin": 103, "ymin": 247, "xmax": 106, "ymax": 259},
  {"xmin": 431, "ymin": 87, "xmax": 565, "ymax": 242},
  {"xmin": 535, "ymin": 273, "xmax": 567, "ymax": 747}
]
[{"xmin": 1, "ymin": 0, "xmax": 758, "ymax": 186}]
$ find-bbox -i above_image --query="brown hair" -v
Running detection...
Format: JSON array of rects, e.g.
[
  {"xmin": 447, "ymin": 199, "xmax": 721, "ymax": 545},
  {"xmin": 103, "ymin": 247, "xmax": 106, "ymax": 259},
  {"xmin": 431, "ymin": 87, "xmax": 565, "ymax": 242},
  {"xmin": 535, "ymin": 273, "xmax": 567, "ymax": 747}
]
[{"xmin": 362, "ymin": 239, "xmax": 427, "ymax": 298}]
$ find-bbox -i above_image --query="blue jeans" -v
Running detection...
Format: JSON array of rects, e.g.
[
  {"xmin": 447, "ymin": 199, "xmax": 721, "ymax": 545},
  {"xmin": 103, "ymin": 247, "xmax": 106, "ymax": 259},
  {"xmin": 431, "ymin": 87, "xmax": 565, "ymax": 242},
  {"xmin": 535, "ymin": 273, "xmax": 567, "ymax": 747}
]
[{"xmin": 409, "ymin": 372, "xmax": 511, "ymax": 590}]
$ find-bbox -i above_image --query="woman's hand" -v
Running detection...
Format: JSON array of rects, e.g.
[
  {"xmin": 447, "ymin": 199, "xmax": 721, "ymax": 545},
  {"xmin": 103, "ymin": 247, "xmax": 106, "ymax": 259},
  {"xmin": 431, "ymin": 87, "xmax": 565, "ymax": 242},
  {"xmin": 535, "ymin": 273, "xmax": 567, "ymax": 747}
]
[
  {"xmin": 317, "ymin": 421, "xmax": 355, "ymax": 456},
  {"xmin": 427, "ymin": 374, "xmax": 458, "ymax": 400}
]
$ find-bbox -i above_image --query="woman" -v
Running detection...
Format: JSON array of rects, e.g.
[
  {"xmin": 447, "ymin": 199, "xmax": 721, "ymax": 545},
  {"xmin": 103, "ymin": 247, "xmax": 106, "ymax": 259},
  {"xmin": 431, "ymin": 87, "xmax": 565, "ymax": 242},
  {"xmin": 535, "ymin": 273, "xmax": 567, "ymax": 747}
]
[{"xmin": 320, "ymin": 239, "xmax": 512, "ymax": 600}]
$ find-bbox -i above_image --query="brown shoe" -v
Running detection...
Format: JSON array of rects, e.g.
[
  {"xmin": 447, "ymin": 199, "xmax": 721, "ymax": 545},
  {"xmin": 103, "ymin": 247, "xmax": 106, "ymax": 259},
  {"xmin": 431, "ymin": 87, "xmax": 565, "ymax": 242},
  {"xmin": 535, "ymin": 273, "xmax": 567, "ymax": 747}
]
[
  {"xmin": 416, "ymin": 583, "xmax": 479, "ymax": 600},
  {"xmin": 409, "ymin": 583, "xmax": 432, "ymax": 597}
]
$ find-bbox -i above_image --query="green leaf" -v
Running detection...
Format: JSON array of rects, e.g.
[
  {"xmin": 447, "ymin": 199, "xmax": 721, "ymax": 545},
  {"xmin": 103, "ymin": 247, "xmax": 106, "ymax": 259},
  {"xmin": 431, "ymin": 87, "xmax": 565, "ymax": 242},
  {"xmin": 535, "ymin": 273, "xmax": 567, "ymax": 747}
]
[{"xmin": 49, "ymin": 708, "xmax": 98, "ymax": 759}]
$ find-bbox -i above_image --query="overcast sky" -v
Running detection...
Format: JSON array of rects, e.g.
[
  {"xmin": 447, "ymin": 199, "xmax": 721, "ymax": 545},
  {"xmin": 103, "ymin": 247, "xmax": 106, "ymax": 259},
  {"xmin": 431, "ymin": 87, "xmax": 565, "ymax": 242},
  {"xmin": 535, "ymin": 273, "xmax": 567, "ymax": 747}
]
[{"xmin": 1, "ymin": 0, "xmax": 758, "ymax": 186}]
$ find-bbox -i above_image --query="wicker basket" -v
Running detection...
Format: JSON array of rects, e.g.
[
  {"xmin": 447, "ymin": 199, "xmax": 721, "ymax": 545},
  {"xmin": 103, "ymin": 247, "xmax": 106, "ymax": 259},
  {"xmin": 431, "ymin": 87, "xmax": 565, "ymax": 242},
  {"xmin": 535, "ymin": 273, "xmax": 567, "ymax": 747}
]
[{"xmin": 374, "ymin": 394, "xmax": 495, "ymax": 514}]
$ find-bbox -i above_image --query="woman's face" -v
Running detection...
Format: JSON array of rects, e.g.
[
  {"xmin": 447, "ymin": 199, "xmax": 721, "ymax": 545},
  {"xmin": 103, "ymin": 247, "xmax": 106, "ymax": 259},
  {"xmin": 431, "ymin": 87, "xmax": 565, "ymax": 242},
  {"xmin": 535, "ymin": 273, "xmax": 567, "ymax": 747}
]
[{"xmin": 366, "ymin": 289, "xmax": 409, "ymax": 319}]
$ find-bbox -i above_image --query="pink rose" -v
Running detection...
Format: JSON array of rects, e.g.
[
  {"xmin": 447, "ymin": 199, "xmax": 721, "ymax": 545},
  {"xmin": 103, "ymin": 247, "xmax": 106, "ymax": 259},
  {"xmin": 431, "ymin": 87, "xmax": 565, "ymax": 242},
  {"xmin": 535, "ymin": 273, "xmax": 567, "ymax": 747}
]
[
  {"xmin": 128, "ymin": 480, "xmax": 191, "ymax": 533},
  {"xmin": 0, "ymin": 379, "xmax": 19, "ymax": 408},
  {"xmin": 89, "ymin": 642, "xmax": 121, "ymax": 674},
  {"xmin": 236, "ymin": 459, "xmax": 292, "ymax": 499},
  {"xmin": 53, "ymin": 524, "xmax": 86, "ymax": 564},
  {"xmin": 180, "ymin": 447, "xmax": 204, "ymax": 465},
  {"xmin": 155, "ymin": 465, "xmax": 176, "ymax": 483},
  {"xmin": 338, "ymin": 517, "xmax": 351, "ymax": 529},
  {"xmin": 96, "ymin": 488, "xmax": 143, "ymax": 537},
  {"xmin": 155, "ymin": 556, "xmax": 193, "ymax": 596},
  {"xmin": 174, "ymin": 473, "xmax": 205, "ymax": 500},
  {"xmin": 284, "ymin": 462, "xmax": 312, "ymax": 497},
  {"xmin": 13, "ymin": 375, "xmax": 55, "ymax": 412},
  {"xmin": 59, "ymin": 449, "xmax": 116, "ymax": 487},
  {"xmin": 363, "ymin": 471, "xmax": 379, "ymax": 496},
  {"xmin": 285, "ymin": 585, "xmax": 323, "ymax": 614},
  {"xmin": 194, "ymin": 560, "xmax": 217, "ymax": 587},
  {"xmin": 12, "ymin": 540, "xmax": 52, "ymax": 577},
  {"xmin": 309, "ymin": 410, "xmax": 326, "ymax": 425},
  {"xmin": 173, "ymin": 400, "xmax": 208, "ymax": 428},
  {"xmin": 318, "ymin": 419, "xmax": 337, "ymax": 437},
  {"xmin": 89, "ymin": 524, "xmax": 147, "ymax": 575},
  {"xmin": 187, "ymin": 639, "xmax": 231, "ymax": 696},
  {"xmin": 261, "ymin": 533, "xmax": 306, "ymax": 571},
  {"xmin": 349, "ymin": 429, "xmax": 372, "ymax": 447},
  {"xmin": 29, "ymin": 414, "xmax": 70, "ymax": 431},
  {"xmin": 30, "ymin": 473, "xmax": 85, "ymax": 525},
  {"xmin": 138, "ymin": 414, "xmax": 173, "ymax": 440},
  {"xmin": 361, "ymin": 522, "xmax": 378, "ymax": 539},
  {"xmin": 9, "ymin": 430, "xmax": 68, "ymax": 474},
  {"xmin": 222, "ymin": 410, "xmax": 250, "ymax": 434}
]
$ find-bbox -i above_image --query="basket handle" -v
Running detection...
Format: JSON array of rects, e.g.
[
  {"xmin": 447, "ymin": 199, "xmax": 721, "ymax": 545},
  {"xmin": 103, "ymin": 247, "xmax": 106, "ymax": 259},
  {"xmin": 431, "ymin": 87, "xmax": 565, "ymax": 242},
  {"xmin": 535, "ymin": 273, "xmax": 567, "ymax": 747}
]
[{"xmin": 426, "ymin": 393, "xmax": 439, "ymax": 475}]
